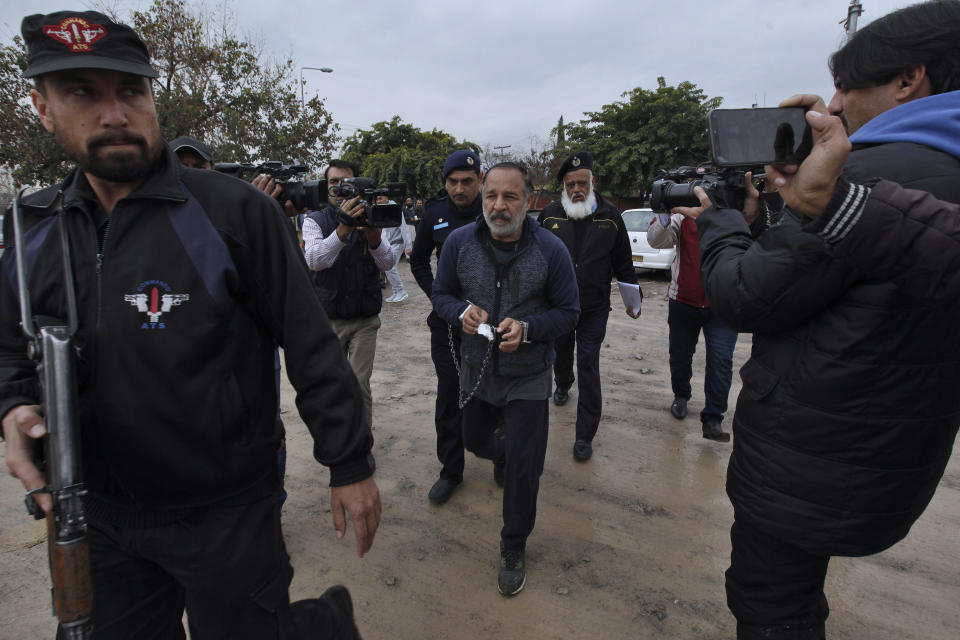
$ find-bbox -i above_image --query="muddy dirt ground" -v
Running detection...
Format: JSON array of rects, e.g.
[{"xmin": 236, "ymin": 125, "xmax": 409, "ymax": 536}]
[{"xmin": 1, "ymin": 263, "xmax": 958, "ymax": 639}]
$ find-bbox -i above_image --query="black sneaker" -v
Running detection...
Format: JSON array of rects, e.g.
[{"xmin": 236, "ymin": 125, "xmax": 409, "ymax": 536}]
[
  {"xmin": 553, "ymin": 386, "xmax": 570, "ymax": 406},
  {"xmin": 428, "ymin": 476, "xmax": 461, "ymax": 504},
  {"xmin": 498, "ymin": 542, "xmax": 526, "ymax": 596},
  {"xmin": 670, "ymin": 397, "xmax": 688, "ymax": 419},
  {"xmin": 572, "ymin": 439, "xmax": 592, "ymax": 462},
  {"xmin": 702, "ymin": 420, "xmax": 731, "ymax": 442},
  {"xmin": 289, "ymin": 585, "xmax": 361, "ymax": 640}
]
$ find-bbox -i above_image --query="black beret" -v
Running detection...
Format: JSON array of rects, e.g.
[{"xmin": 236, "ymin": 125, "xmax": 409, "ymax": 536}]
[
  {"xmin": 442, "ymin": 149, "xmax": 481, "ymax": 181},
  {"xmin": 22, "ymin": 11, "xmax": 158, "ymax": 79},
  {"xmin": 557, "ymin": 151, "xmax": 594, "ymax": 181}
]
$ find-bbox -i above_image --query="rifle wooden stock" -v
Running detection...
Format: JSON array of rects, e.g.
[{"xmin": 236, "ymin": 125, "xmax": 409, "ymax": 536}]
[{"xmin": 47, "ymin": 514, "xmax": 93, "ymax": 626}]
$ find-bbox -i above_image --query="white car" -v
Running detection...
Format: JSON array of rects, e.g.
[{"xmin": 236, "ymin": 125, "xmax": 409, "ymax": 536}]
[{"xmin": 622, "ymin": 208, "xmax": 675, "ymax": 274}]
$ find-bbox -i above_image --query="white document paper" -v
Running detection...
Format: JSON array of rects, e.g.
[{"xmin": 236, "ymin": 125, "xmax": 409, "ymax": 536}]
[{"xmin": 617, "ymin": 281, "xmax": 643, "ymax": 316}]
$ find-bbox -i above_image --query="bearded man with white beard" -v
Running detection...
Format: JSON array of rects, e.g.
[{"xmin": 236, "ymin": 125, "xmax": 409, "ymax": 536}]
[{"xmin": 537, "ymin": 151, "xmax": 640, "ymax": 462}]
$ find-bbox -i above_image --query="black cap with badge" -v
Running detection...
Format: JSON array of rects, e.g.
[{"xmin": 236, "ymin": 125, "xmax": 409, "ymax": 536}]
[
  {"xmin": 557, "ymin": 151, "xmax": 594, "ymax": 181},
  {"xmin": 21, "ymin": 11, "xmax": 159, "ymax": 79},
  {"xmin": 442, "ymin": 149, "xmax": 481, "ymax": 181}
]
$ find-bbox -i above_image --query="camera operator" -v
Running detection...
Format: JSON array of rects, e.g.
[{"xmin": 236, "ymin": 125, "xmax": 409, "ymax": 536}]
[
  {"xmin": 646, "ymin": 209, "xmax": 738, "ymax": 443},
  {"xmin": 302, "ymin": 160, "xmax": 395, "ymax": 427},
  {"xmin": 672, "ymin": 3, "xmax": 960, "ymax": 637}
]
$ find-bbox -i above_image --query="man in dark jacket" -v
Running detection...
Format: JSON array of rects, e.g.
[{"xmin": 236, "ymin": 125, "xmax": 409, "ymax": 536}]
[
  {"xmin": 538, "ymin": 152, "xmax": 640, "ymax": 461},
  {"xmin": 302, "ymin": 159, "xmax": 396, "ymax": 426},
  {"xmin": 432, "ymin": 162, "xmax": 579, "ymax": 596},
  {"xmin": 410, "ymin": 149, "xmax": 489, "ymax": 505},
  {"xmin": 676, "ymin": 3, "xmax": 960, "ymax": 637},
  {"xmin": 1, "ymin": 12, "xmax": 379, "ymax": 638}
]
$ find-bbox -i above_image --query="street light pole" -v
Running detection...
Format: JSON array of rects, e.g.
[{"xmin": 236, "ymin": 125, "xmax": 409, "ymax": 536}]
[
  {"xmin": 843, "ymin": 1, "xmax": 864, "ymax": 39},
  {"xmin": 300, "ymin": 66, "xmax": 334, "ymax": 108}
]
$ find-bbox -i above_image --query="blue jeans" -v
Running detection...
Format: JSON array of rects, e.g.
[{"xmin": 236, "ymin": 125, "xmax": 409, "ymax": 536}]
[{"xmin": 667, "ymin": 299, "xmax": 737, "ymax": 424}]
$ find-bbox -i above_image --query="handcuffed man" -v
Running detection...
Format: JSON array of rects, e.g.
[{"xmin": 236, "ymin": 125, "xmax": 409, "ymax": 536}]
[{"xmin": 431, "ymin": 162, "xmax": 579, "ymax": 596}]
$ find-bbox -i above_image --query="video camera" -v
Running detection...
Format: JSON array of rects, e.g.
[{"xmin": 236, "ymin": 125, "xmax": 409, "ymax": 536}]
[
  {"xmin": 649, "ymin": 165, "xmax": 751, "ymax": 213},
  {"xmin": 332, "ymin": 177, "xmax": 406, "ymax": 228},
  {"xmin": 214, "ymin": 161, "xmax": 326, "ymax": 212}
]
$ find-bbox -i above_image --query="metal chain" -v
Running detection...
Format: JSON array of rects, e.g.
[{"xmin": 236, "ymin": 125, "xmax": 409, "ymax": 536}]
[{"xmin": 448, "ymin": 324, "xmax": 496, "ymax": 409}]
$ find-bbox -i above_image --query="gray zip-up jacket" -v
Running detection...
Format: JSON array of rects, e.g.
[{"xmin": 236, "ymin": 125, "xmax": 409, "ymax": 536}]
[{"xmin": 431, "ymin": 216, "xmax": 580, "ymax": 377}]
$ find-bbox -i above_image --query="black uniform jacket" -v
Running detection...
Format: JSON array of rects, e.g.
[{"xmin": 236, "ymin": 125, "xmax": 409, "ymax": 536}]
[
  {"xmin": 537, "ymin": 195, "xmax": 636, "ymax": 313},
  {"xmin": 697, "ymin": 140, "xmax": 960, "ymax": 556},
  {"xmin": 0, "ymin": 148, "xmax": 373, "ymax": 525},
  {"xmin": 409, "ymin": 191, "xmax": 481, "ymax": 321}
]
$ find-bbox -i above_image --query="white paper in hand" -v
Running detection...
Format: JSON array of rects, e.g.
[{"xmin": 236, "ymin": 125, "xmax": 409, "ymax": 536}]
[
  {"xmin": 477, "ymin": 323, "xmax": 496, "ymax": 341},
  {"xmin": 618, "ymin": 281, "xmax": 643, "ymax": 317}
]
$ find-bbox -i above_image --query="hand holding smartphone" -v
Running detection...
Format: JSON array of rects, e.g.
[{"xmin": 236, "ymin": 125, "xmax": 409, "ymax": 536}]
[{"xmin": 709, "ymin": 107, "xmax": 813, "ymax": 168}]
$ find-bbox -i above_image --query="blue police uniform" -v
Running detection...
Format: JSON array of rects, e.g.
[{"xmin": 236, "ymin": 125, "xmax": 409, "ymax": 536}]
[{"xmin": 409, "ymin": 190, "xmax": 481, "ymax": 484}]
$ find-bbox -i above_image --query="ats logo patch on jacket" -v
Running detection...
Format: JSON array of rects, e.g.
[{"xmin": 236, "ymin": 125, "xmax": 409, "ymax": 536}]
[{"xmin": 124, "ymin": 280, "xmax": 189, "ymax": 329}]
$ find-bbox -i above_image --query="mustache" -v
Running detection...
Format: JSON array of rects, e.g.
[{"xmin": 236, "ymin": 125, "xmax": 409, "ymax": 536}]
[
  {"xmin": 88, "ymin": 131, "xmax": 148, "ymax": 149},
  {"xmin": 488, "ymin": 212, "xmax": 511, "ymax": 222}
]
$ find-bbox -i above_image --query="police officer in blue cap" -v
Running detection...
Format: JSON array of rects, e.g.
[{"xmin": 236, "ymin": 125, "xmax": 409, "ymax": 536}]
[{"xmin": 410, "ymin": 149, "xmax": 494, "ymax": 504}]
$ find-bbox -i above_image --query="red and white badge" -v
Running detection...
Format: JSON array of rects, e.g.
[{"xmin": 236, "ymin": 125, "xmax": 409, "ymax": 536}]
[{"xmin": 43, "ymin": 17, "xmax": 107, "ymax": 53}]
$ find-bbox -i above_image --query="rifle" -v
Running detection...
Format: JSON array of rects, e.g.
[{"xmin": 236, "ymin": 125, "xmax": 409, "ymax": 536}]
[{"xmin": 12, "ymin": 188, "xmax": 93, "ymax": 639}]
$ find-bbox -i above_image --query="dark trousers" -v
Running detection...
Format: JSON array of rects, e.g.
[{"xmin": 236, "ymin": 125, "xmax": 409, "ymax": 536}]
[
  {"xmin": 80, "ymin": 495, "xmax": 338, "ymax": 639},
  {"xmin": 462, "ymin": 397, "xmax": 549, "ymax": 552},
  {"xmin": 726, "ymin": 517, "xmax": 830, "ymax": 640},
  {"xmin": 667, "ymin": 299, "xmax": 737, "ymax": 423},
  {"xmin": 429, "ymin": 311, "xmax": 465, "ymax": 481},
  {"xmin": 553, "ymin": 306, "xmax": 609, "ymax": 442}
]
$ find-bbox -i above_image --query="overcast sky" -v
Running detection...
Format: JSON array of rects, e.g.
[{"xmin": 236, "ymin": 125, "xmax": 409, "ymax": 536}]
[{"xmin": 2, "ymin": 0, "xmax": 915, "ymax": 157}]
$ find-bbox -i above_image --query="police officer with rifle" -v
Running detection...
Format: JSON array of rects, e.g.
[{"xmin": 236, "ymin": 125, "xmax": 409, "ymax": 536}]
[{"xmin": 1, "ymin": 11, "xmax": 378, "ymax": 638}]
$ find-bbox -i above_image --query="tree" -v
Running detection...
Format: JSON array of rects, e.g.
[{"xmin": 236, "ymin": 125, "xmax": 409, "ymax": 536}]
[
  {"xmin": 560, "ymin": 77, "xmax": 723, "ymax": 198},
  {"xmin": 0, "ymin": 0, "xmax": 339, "ymax": 186},
  {"xmin": 341, "ymin": 116, "xmax": 480, "ymax": 199},
  {"xmin": 0, "ymin": 36, "xmax": 71, "ymax": 185},
  {"xmin": 516, "ymin": 136, "xmax": 560, "ymax": 206}
]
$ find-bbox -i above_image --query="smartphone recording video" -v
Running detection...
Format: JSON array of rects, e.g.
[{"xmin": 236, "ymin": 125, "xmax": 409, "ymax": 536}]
[{"xmin": 709, "ymin": 107, "xmax": 813, "ymax": 167}]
